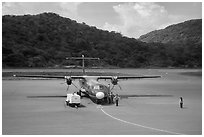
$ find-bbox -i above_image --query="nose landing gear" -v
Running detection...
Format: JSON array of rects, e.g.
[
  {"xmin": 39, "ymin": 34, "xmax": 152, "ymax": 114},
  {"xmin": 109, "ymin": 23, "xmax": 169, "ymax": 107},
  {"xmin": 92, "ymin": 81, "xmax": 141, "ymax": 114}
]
[{"xmin": 96, "ymin": 97, "xmax": 113, "ymax": 105}]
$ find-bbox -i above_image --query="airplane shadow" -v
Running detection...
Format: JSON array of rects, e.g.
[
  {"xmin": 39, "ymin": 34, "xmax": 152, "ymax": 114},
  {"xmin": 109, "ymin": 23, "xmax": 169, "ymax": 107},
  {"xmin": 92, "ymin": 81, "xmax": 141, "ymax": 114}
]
[
  {"xmin": 64, "ymin": 104, "xmax": 87, "ymax": 108},
  {"xmin": 27, "ymin": 94, "xmax": 173, "ymax": 107},
  {"xmin": 180, "ymin": 106, "xmax": 188, "ymax": 109}
]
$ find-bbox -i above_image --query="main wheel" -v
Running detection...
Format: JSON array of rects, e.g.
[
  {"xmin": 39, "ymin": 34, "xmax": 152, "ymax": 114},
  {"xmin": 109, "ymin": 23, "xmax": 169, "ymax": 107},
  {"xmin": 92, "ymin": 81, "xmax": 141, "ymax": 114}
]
[{"xmin": 77, "ymin": 90, "xmax": 82, "ymax": 97}]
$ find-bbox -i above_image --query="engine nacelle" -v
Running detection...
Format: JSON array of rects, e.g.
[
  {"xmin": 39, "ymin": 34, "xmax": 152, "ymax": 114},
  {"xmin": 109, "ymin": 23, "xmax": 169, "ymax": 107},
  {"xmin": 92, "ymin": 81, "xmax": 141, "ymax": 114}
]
[
  {"xmin": 111, "ymin": 77, "xmax": 118, "ymax": 85},
  {"xmin": 65, "ymin": 76, "xmax": 72, "ymax": 85}
]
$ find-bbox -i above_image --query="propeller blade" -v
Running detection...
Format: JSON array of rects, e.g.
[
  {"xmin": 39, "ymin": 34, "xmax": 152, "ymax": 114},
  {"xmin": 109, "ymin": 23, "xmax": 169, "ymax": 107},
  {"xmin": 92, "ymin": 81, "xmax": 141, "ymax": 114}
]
[
  {"xmin": 118, "ymin": 84, "xmax": 122, "ymax": 90},
  {"xmin": 111, "ymin": 85, "xmax": 115, "ymax": 90},
  {"xmin": 66, "ymin": 85, "xmax": 69, "ymax": 92},
  {"xmin": 72, "ymin": 83, "xmax": 80, "ymax": 90}
]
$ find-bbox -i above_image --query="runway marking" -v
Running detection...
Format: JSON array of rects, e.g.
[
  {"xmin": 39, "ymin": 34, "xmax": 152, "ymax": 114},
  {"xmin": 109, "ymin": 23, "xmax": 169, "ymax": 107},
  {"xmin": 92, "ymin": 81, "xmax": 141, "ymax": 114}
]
[{"xmin": 100, "ymin": 107, "xmax": 185, "ymax": 135}]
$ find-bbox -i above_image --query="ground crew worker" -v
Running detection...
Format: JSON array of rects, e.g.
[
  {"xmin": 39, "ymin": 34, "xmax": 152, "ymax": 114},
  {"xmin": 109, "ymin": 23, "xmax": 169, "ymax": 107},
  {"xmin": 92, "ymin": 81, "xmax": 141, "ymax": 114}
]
[
  {"xmin": 110, "ymin": 92, "xmax": 114, "ymax": 104},
  {"xmin": 114, "ymin": 94, "xmax": 120, "ymax": 106},
  {"xmin": 179, "ymin": 97, "xmax": 183, "ymax": 108},
  {"xmin": 65, "ymin": 93, "xmax": 69, "ymax": 106}
]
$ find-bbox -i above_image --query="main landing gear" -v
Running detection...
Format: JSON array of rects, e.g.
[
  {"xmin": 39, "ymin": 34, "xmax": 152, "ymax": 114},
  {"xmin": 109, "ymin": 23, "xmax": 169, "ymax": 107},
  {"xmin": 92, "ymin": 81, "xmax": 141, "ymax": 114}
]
[{"xmin": 77, "ymin": 90, "xmax": 82, "ymax": 97}]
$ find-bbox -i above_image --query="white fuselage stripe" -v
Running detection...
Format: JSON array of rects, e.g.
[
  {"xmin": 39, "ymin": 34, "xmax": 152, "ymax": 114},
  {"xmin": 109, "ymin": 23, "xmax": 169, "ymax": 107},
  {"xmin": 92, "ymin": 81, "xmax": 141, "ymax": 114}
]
[{"xmin": 100, "ymin": 107, "xmax": 185, "ymax": 135}]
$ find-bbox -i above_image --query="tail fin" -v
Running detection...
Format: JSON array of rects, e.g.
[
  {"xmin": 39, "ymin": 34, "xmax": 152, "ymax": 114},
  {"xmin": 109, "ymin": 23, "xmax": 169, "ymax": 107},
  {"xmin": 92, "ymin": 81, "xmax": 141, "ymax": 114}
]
[{"xmin": 66, "ymin": 55, "xmax": 100, "ymax": 75}]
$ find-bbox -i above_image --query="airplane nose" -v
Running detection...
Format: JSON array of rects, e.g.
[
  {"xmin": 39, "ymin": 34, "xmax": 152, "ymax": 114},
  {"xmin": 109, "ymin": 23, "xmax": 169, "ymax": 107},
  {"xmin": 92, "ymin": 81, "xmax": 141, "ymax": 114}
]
[{"xmin": 96, "ymin": 92, "xmax": 105, "ymax": 99}]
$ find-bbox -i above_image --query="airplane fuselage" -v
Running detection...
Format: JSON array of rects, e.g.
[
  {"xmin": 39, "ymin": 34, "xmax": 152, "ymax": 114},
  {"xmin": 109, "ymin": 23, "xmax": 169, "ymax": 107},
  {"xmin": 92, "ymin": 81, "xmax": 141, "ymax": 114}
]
[{"xmin": 78, "ymin": 76, "xmax": 111, "ymax": 103}]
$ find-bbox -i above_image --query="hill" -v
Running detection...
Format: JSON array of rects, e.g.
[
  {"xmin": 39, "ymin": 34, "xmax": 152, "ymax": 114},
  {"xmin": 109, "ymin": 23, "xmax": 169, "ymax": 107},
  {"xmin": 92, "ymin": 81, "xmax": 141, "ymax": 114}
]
[
  {"xmin": 2, "ymin": 13, "xmax": 202, "ymax": 68},
  {"xmin": 139, "ymin": 19, "xmax": 202, "ymax": 45}
]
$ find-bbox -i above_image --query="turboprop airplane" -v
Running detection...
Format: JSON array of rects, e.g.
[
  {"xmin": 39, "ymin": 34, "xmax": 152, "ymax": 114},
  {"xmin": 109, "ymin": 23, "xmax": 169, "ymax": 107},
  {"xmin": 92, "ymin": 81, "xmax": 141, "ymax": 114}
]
[{"xmin": 14, "ymin": 55, "xmax": 161, "ymax": 105}]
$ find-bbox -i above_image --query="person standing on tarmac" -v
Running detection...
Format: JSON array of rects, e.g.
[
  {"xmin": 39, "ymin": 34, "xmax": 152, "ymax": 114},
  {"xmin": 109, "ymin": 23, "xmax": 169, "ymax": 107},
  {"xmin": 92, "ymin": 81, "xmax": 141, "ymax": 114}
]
[
  {"xmin": 110, "ymin": 92, "xmax": 114, "ymax": 104},
  {"xmin": 114, "ymin": 94, "xmax": 120, "ymax": 106},
  {"xmin": 179, "ymin": 97, "xmax": 183, "ymax": 108}
]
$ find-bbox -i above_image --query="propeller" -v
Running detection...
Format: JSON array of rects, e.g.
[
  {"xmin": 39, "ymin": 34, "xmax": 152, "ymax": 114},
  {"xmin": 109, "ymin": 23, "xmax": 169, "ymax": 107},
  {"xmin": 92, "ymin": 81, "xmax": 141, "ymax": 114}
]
[
  {"xmin": 64, "ymin": 76, "xmax": 72, "ymax": 92},
  {"xmin": 62, "ymin": 71, "xmax": 73, "ymax": 93},
  {"xmin": 111, "ymin": 75, "xmax": 122, "ymax": 90},
  {"xmin": 61, "ymin": 74, "xmax": 80, "ymax": 93}
]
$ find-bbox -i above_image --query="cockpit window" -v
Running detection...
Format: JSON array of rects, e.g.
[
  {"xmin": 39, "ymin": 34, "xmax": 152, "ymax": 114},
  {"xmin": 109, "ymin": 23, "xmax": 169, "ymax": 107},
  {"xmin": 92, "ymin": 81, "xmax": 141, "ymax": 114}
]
[{"xmin": 93, "ymin": 85, "xmax": 104, "ymax": 90}]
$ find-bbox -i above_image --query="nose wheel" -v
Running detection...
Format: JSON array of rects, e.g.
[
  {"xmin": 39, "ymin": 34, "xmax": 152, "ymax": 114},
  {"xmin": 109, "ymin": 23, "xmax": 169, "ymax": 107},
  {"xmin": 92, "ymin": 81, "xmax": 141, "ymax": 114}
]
[{"xmin": 96, "ymin": 99, "xmax": 100, "ymax": 104}]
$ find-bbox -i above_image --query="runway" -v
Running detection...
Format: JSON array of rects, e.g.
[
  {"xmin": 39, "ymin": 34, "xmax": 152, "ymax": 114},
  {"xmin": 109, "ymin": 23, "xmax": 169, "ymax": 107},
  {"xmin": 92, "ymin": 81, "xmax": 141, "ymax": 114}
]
[
  {"xmin": 100, "ymin": 106, "xmax": 183, "ymax": 135},
  {"xmin": 2, "ymin": 69, "xmax": 202, "ymax": 135}
]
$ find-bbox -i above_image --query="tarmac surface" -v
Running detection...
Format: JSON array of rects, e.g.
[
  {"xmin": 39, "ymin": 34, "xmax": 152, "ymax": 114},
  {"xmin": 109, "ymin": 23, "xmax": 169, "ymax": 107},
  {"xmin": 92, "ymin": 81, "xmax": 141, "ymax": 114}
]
[{"xmin": 2, "ymin": 69, "xmax": 202, "ymax": 135}]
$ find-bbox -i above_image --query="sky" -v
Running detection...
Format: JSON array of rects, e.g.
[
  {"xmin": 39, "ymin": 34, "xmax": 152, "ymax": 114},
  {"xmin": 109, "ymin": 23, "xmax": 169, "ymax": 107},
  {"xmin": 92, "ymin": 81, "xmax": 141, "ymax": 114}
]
[{"xmin": 2, "ymin": 2, "xmax": 202, "ymax": 38}]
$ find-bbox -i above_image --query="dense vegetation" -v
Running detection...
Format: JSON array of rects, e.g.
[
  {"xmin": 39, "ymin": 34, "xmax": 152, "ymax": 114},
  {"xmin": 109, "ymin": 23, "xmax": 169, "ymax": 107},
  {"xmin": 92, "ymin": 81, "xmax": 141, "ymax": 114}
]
[
  {"xmin": 2, "ymin": 13, "xmax": 202, "ymax": 68},
  {"xmin": 139, "ymin": 19, "xmax": 202, "ymax": 45}
]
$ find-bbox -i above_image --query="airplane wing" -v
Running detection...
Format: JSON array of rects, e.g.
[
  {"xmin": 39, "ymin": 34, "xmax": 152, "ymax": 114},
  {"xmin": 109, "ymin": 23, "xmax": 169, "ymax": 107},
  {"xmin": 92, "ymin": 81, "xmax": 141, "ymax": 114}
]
[
  {"xmin": 13, "ymin": 74, "xmax": 161, "ymax": 81},
  {"xmin": 13, "ymin": 75, "xmax": 85, "ymax": 79},
  {"xmin": 26, "ymin": 94, "xmax": 172, "ymax": 99},
  {"xmin": 119, "ymin": 94, "xmax": 172, "ymax": 99},
  {"xmin": 97, "ymin": 75, "xmax": 161, "ymax": 80}
]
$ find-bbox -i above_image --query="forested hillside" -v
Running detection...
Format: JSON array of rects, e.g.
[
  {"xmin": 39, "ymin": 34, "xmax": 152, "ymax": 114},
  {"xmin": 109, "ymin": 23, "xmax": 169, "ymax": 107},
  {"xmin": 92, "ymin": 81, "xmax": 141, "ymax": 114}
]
[
  {"xmin": 139, "ymin": 19, "xmax": 202, "ymax": 45},
  {"xmin": 2, "ymin": 13, "xmax": 202, "ymax": 68}
]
